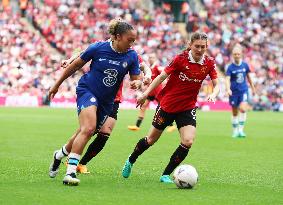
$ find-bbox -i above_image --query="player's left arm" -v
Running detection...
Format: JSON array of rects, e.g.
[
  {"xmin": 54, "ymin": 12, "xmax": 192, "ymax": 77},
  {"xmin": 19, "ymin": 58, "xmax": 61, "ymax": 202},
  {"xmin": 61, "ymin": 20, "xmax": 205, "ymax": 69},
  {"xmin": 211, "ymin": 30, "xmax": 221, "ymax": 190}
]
[
  {"xmin": 206, "ymin": 61, "xmax": 220, "ymax": 103},
  {"xmin": 246, "ymin": 73, "xmax": 256, "ymax": 95},
  {"xmin": 206, "ymin": 78, "xmax": 220, "ymax": 103}
]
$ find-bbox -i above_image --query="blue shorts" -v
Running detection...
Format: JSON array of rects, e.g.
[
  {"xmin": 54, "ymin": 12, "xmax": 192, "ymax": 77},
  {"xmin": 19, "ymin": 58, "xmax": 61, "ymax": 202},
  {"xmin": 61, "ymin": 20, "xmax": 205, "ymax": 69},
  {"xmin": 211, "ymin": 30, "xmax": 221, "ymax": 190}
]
[
  {"xmin": 76, "ymin": 87, "xmax": 113, "ymax": 131},
  {"xmin": 229, "ymin": 92, "xmax": 248, "ymax": 107}
]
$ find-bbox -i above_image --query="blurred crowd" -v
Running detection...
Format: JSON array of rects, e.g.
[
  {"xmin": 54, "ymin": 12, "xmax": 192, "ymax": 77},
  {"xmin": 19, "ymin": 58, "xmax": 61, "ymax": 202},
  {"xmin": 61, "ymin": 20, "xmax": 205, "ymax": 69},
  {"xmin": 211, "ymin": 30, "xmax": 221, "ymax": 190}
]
[
  {"xmin": 0, "ymin": 6, "xmax": 81, "ymax": 102},
  {"xmin": 0, "ymin": 0, "xmax": 282, "ymax": 111},
  {"xmin": 27, "ymin": 0, "xmax": 185, "ymax": 65}
]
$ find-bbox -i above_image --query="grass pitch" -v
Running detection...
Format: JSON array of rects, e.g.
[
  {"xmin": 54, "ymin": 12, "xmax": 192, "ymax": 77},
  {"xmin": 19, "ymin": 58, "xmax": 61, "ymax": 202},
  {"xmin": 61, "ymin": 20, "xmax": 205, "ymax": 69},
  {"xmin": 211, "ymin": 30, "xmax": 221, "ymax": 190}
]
[{"xmin": 0, "ymin": 107, "xmax": 282, "ymax": 205}]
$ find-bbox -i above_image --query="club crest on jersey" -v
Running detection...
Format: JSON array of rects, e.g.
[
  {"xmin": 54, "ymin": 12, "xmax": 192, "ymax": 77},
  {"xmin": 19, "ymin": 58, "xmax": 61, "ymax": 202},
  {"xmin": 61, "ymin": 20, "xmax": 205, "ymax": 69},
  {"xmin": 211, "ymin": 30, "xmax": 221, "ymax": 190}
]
[
  {"xmin": 122, "ymin": 62, "xmax": 128, "ymax": 68},
  {"xmin": 201, "ymin": 66, "xmax": 207, "ymax": 74},
  {"xmin": 90, "ymin": 97, "xmax": 96, "ymax": 102}
]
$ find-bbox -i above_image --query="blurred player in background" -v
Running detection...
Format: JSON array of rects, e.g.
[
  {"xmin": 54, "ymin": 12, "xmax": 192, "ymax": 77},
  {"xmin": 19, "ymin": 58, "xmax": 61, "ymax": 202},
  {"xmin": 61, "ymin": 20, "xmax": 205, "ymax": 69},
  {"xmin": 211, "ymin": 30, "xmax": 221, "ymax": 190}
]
[
  {"xmin": 128, "ymin": 53, "xmax": 177, "ymax": 132},
  {"xmin": 48, "ymin": 19, "xmax": 141, "ymax": 186},
  {"xmin": 225, "ymin": 45, "xmax": 256, "ymax": 138},
  {"xmin": 122, "ymin": 32, "xmax": 220, "ymax": 183}
]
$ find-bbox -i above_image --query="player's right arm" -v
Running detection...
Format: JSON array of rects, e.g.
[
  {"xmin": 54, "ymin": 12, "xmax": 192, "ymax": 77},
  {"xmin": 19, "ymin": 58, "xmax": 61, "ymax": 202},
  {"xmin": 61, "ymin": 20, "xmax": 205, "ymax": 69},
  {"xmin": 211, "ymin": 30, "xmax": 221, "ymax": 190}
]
[
  {"xmin": 225, "ymin": 76, "xmax": 232, "ymax": 96},
  {"xmin": 49, "ymin": 57, "xmax": 87, "ymax": 100},
  {"xmin": 136, "ymin": 70, "xmax": 168, "ymax": 108},
  {"xmin": 49, "ymin": 43, "xmax": 100, "ymax": 100},
  {"xmin": 225, "ymin": 65, "xmax": 232, "ymax": 96}
]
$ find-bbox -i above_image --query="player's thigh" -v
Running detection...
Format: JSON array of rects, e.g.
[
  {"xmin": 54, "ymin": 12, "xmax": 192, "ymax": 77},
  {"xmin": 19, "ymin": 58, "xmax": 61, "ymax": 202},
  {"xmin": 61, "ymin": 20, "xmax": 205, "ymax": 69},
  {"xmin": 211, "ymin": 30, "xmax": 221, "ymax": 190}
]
[
  {"xmin": 108, "ymin": 101, "xmax": 119, "ymax": 120},
  {"xmin": 175, "ymin": 108, "xmax": 197, "ymax": 146},
  {"xmin": 152, "ymin": 105, "xmax": 175, "ymax": 131},
  {"xmin": 175, "ymin": 108, "xmax": 197, "ymax": 129},
  {"xmin": 148, "ymin": 106, "xmax": 174, "ymax": 145},
  {"xmin": 78, "ymin": 105, "xmax": 97, "ymax": 132},
  {"xmin": 76, "ymin": 88, "xmax": 99, "ymax": 130},
  {"xmin": 229, "ymin": 95, "xmax": 240, "ymax": 108},
  {"xmin": 99, "ymin": 101, "xmax": 119, "ymax": 133},
  {"xmin": 239, "ymin": 92, "xmax": 249, "ymax": 111}
]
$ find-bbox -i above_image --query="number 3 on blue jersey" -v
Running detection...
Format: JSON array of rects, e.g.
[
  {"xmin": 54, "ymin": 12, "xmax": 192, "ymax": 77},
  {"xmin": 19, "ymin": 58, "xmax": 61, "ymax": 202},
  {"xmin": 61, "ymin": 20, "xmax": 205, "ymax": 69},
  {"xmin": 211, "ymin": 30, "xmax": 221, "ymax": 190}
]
[{"xmin": 103, "ymin": 69, "xmax": 118, "ymax": 87}]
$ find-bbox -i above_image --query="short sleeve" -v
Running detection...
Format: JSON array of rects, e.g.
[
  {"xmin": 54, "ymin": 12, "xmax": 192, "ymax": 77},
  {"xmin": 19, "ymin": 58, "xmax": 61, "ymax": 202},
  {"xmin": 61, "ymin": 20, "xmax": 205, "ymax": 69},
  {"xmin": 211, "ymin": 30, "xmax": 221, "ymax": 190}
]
[
  {"xmin": 128, "ymin": 51, "xmax": 141, "ymax": 76},
  {"xmin": 164, "ymin": 55, "xmax": 181, "ymax": 75},
  {"xmin": 80, "ymin": 43, "xmax": 101, "ymax": 62},
  {"xmin": 209, "ymin": 60, "xmax": 218, "ymax": 80},
  {"xmin": 226, "ymin": 64, "xmax": 232, "ymax": 76}
]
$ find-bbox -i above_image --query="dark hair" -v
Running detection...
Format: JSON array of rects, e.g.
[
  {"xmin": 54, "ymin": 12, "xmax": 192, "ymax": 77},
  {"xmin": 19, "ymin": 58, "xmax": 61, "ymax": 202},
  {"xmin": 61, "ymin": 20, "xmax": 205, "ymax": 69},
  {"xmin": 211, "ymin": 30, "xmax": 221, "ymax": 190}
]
[
  {"xmin": 190, "ymin": 32, "xmax": 208, "ymax": 43},
  {"xmin": 108, "ymin": 19, "xmax": 134, "ymax": 38}
]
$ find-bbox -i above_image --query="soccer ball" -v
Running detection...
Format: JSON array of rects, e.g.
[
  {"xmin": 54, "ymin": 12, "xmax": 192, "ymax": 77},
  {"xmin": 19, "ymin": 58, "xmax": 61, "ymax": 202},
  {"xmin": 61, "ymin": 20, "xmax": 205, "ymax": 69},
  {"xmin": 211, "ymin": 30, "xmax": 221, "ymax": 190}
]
[{"xmin": 173, "ymin": 164, "xmax": 198, "ymax": 189}]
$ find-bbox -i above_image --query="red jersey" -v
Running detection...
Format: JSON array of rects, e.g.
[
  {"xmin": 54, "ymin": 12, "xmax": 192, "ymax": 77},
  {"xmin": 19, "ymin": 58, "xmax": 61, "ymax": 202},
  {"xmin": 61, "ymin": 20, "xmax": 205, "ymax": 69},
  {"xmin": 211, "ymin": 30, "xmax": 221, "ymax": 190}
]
[
  {"xmin": 114, "ymin": 55, "xmax": 143, "ymax": 102},
  {"xmin": 114, "ymin": 83, "xmax": 123, "ymax": 102},
  {"xmin": 148, "ymin": 64, "xmax": 162, "ymax": 97},
  {"xmin": 151, "ymin": 64, "xmax": 162, "ymax": 80},
  {"xmin": 157, "ymin": 50, "xmax": 217, "ymax": 113}
]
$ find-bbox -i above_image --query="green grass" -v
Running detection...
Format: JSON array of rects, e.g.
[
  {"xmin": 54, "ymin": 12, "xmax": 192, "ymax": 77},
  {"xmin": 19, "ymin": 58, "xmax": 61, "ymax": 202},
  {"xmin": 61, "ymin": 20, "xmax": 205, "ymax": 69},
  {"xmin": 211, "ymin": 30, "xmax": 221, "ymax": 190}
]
[{"xmin": 0, "ymin": 107, "xmax": 282, "ymax": 205}]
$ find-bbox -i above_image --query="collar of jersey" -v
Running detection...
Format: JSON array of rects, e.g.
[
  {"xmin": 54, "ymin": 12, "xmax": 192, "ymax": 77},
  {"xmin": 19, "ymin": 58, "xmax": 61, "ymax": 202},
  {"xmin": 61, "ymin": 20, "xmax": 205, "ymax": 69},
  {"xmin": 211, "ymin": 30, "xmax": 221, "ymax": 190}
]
[
  {"xmin": 232, "ymin": 60, "xmax": 242, "ymax": 66},
  {"xmin": 110, "ymin": 41, "xmax": 123, "ymax": 54},
  {"xmin": 188, "ymin": 50, "xmax": 204, "ymax": 65}
]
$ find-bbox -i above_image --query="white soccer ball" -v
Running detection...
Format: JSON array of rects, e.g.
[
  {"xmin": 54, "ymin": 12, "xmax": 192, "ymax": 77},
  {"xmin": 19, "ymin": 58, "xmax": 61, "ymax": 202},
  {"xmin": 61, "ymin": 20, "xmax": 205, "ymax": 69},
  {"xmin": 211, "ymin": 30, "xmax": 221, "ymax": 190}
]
[{"xmin": 173, "ymin": 164, "xmax": 198, "ymax": 189}]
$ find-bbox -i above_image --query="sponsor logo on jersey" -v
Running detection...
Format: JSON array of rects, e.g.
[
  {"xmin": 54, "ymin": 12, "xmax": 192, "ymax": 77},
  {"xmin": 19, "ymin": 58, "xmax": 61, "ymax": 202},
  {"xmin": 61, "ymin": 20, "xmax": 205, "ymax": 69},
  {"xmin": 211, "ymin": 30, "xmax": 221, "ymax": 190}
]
[
  {"xmin": 103, "ymin": 69, "xmax": 118, "ymax": 87},
  {"xmin": 109, "ymin": 60, "xmax": 120, "ymax": 65},
  {"xmin": 99, "ymin": 58, "xmax": 106, "ymax": 61},
  {"xmin": 179, "ymin": 72, "xmax": 202, "ymax": 83}
]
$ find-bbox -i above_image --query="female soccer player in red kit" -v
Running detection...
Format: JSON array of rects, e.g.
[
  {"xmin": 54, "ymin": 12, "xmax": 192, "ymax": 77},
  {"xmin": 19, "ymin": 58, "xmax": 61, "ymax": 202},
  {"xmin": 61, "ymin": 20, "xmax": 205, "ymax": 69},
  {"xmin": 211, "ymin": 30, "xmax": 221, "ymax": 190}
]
[{"xmin": 122, "ymin": 32, "xmax": 220, "ymax": 183}]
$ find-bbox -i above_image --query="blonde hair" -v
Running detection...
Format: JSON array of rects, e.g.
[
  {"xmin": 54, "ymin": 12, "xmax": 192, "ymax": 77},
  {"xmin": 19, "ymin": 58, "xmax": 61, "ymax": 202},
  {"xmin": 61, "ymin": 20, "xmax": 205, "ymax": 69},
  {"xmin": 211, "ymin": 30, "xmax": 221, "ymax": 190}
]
[{"xmin": 232, "ymin": 44, "xmax": 243, "ymax": 54}]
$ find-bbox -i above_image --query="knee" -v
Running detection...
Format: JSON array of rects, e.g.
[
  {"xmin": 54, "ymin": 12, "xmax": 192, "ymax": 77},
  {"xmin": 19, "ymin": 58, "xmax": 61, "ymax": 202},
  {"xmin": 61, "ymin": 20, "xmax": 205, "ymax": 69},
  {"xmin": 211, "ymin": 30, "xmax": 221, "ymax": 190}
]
[
  {"xmin": 182, "ymin": 138, "xmax": 194, "ymax": 148},
  {"xmin": 146, "ymin": 136, "xmax": 157, "ymax": 146},
  {"xmin": 80, "ymin": 125, "xmax": 96, "ymax": 138},
  {"xmin": 100, "ymin": 126, "xmax": 112, "ymax": 134}
]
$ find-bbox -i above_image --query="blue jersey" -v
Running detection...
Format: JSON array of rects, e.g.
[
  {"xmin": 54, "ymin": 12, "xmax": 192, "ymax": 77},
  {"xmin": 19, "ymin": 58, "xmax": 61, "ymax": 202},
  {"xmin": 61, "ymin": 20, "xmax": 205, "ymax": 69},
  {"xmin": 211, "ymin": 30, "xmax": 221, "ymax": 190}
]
[
  {"xmin": 78, "ymin": 41, "xmax": 140, "ymax": 104},
  {"xmin": 226, "ymin": 61, "xmax": 250, "ymax": 95}
]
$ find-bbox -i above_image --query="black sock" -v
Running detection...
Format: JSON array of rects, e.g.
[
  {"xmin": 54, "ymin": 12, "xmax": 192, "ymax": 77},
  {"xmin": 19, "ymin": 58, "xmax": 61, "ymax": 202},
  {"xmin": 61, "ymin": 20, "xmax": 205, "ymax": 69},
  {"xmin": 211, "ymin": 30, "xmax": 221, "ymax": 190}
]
[
  {"xmin": 162, "ymin": 144, "xmax": 190, "ymax": 176},
  {"xmin": 136, "ymin": 117, "xmax": 143, "ymax": 127},
  {"xmin": 129, "ymin": 137, "xmax": 150, "ymax": 164},
  {"xmin": 79, "ymin": 132, "xmax": 109, "ymax": 165}
]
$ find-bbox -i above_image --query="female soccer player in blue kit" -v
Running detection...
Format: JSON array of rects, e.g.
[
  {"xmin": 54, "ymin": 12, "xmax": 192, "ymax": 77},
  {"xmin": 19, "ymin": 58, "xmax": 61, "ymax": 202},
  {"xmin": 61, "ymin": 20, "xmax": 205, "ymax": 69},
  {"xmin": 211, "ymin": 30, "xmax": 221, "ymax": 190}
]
[
  {"xmin": 225, "ymin": 45, "xmax": 256, "ymax": 138},
  {"xmin": 48, "ymin": 19, "xmax": 141, "ymax": 186}
]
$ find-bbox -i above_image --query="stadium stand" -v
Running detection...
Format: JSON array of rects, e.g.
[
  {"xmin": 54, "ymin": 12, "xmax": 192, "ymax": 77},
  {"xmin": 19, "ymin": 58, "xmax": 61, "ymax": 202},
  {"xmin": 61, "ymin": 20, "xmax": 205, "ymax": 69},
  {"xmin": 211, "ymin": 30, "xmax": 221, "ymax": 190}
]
[{"xmin": 0, "ymin": 0, "xmax": 282, "ymax": 111}]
